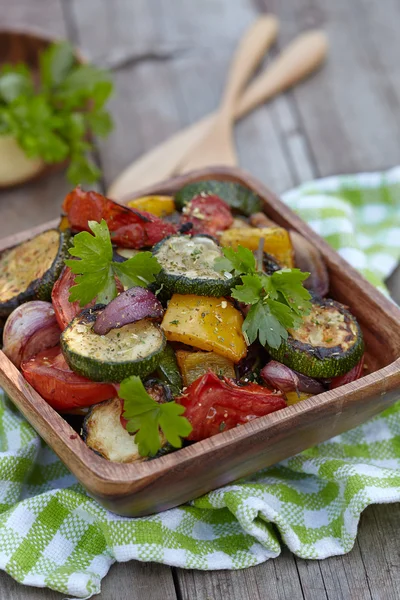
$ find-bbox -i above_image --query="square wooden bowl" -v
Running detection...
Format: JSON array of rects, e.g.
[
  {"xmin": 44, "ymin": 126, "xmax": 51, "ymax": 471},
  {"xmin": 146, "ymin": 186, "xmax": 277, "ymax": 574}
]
[{"xmin": 1, "ymin": 167, "xmax": 399, "ymax": 517}]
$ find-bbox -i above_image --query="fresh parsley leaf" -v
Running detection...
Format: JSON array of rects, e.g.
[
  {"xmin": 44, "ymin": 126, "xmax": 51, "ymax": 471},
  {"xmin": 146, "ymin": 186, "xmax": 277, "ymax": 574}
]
[
  {"xmin": 243, "ymin": 302, "xmax": 288, "ymax": 349},
  {"xmin": 0, "ymin": 71, "xmax": 33, "ymax": 103},
  {"xmin": 269, "ymin": 269, "xmax": 311, "ymax": 315},
  {"xmin": 216, "ymin": 244, "xmax": 312, "ymax": 350},
  {"xmin": 214, "ymin": 245, "xmax": 256, "ymax": 275},
  {"xmin": 113, "ymin": 251, "xmax": 161, "ymax": 289},
  {"xmin": 40, "ymin": 41, "xmax": 76, "ymax": 89},
  {"xmin": 231, "ymin": 274, "xmax": 262, "ymax": 305},
  {"xmin": 120, "ymin": 376, "xmax": 192, "ymax": 457},
  {"xmin": 65, "ymin": 219, "xmax": 162, "ymax": 306}
]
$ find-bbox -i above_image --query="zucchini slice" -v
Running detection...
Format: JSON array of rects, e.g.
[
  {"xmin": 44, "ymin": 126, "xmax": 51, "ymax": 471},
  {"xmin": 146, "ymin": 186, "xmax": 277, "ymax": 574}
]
[
  {"xmin": 267, "ymin": 298, "xmax": 364, "ymax": 378},
  {"xmin": 61, "ymin": 307, "xmax": 166, "ymax": 382},
  {"xmin": 154, "ymin": 344, "xmax": 182, "ymax": 396},
  {"xmin": 0, "ymin": 229, "xmax": 70, "ymax": 318},
  {"xmin": 175, "ymin": 180, "xmax": 262, "ymax": 216},
  {"xmin": 153, "ymin": 235, "xmax": 236, "ymax": 297}
]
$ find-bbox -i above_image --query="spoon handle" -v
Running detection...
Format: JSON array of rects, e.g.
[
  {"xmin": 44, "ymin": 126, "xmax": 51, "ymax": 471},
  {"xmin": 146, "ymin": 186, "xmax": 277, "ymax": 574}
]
[
  {"xmin": 219, "ymin": 15, "xmax": 279, "ymax": 115},
  {"xmin": 236, "ymin": 30, "xmax": 328, "ymax": 116}
]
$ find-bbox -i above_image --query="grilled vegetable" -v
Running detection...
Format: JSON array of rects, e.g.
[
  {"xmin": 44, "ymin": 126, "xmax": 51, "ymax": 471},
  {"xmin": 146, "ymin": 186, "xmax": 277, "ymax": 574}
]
[
  {"xmin": 83, "ymin": 397, "xmax": 148, "ymax": 462},
  {"xmin": 61, "ymin": 307, "xmax": 166, "ymax": 382},
  {"xmin": 153, "ymin": 235, "xmax": 236, "ymax": 297},
  {"xmin": 286, "ymin": 392, "xmax": 312, "ymax": 405},
  {"xmin": 93, "ymin": 287, "xmax": 163, "ymax": 335},
  {"xmin": 144, "ymin": 379, "xmax": 173, "ymax": 403},
  {"xmin": 0, "ymin": 229, "xmax": 70, "ymax": 318},
  {"xmin": 21, "ymin": 346, "xmax": 115, "ymax": 412},
  {"xmin": 127, "ymin": 195, "xmax": 175, "ymax": 217},
  {"xmin": 180, "ymin": 195, "xmax": 233, "ymax": 236},
  {"xmin": 266, "ymin": 298, "xmax": 364, "ymax": 378},
  {"xmin": 262, "ymin": 253, "xmax": 281, "ymax": 275},
  {"xmin": 155, "ymin": 344, "xmax": 182, "ymax": 396},
  {"xmin": 175, "ymin": 180, "xmax": 262, "ymax": 216},
  {"xmin": 3, "ymin": 301, "xmax": 61, "ymax": 368},
  {"xmin": 249, "ymin": 212, "xmax": 278, "ymax": 228},
  {"xmin": 112, "ymin": 248, "xmax": 140, "ymax": 262},
  {"xmin": 260, "ymin": 360, "xmax": 325, "ymax": 396},
  {"xmin": 51, "ymin": 266, "xmax": 95, "ymax": 330},
  {"xmin": 329, "ymin": 355, "xmax": 365, "ymax": 389},
  {"xmin": 230, "ymin": 217, "xmax": 252, "ymax": 229},
  {"xmin": 290, "ymin": 231, "xmax": 329, "ymax": 297},
  {"xmin": 219, "ymin": 227, "xmax": 294, "ymax": 268},
  {"xmin": 161, "ymin": 294, "xmax": 247, "ymax": 363},
  {"xmin": 63, "ymin": 187, "xmax": 177, "ymax": 248},
  {"xmin": 176, "ymin": 350, "xmax": 236, "ymax": 387},
  {"xmin": 176, "ymin": 372, "xmax": 286, "ymax": 441}
]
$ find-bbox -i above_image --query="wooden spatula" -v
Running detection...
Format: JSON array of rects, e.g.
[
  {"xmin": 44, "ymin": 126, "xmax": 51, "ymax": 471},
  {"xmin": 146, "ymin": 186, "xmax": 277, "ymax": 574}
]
[
  {"xmin": 175, "ymin": 18, "xmax": 280, "ymax": 174},
  {"xmin": 108, "ymin": 30, "xmax": 328, "ymax": 200}
]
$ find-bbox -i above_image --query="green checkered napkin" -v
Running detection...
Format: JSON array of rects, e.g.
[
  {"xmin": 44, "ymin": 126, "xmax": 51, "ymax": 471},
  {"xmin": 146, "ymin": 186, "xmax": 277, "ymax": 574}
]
[{"xmin": 1, "ymin": 167, "xmax": 400, "ymax": 599}]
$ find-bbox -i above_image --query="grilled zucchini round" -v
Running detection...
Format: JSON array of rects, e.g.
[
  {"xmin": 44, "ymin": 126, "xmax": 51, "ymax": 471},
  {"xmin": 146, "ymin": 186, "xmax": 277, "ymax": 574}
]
[
  {"xmin": 0, "ymin": 229, "xmax": 70, "ymax": 318},
  {"xmin": 266, "ymin": 298, "xmax": 364, "ymax": 378},
  {"xmin": 153, "ymin": 234, "xmax": 237, "ymax": 297},
  {"xmin": 174, "ymin": 180, "xmax": 262, "ymax": 216},
  {"xmin": 61, "ymin": 306, "xmax": 166, "ymax": 382}
]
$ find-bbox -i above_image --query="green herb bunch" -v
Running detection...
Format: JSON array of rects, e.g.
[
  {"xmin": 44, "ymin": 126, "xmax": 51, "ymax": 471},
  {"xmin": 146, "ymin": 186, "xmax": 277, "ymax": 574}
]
[
  {"xmin": 214, "ymin": 245, "xmax": 312, "ymax": 349},
  {"xmin": 0, "ymin": 41, "xmax": 113, "ymax": 184}
]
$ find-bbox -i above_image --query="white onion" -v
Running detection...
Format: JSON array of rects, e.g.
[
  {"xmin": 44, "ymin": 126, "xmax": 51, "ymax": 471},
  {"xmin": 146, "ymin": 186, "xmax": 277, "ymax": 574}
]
[{"xmin": 3, "ymin": 301, "xmax": 61, "ymax": 368}]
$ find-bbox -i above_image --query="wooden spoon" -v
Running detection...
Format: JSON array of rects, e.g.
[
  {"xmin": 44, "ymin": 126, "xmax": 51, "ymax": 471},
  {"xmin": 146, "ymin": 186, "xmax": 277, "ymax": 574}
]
[
  {"xmin": 175, "ymin": 17, "xmax": 280, "ymax": 173},
  {"xmin": 108, "ymin": 30, "xmax": 328, "ymax": 200}
]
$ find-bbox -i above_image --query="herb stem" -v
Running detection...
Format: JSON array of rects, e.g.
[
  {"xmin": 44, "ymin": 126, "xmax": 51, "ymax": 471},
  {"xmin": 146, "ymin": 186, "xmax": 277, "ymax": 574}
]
[{"xmin": 256, "ymin": 237, "xmax": 265, "ymax": 272}]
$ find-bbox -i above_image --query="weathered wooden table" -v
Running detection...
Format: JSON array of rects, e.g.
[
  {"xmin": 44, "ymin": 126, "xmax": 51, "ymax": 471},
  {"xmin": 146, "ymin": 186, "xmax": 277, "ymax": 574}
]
[{"xmin": 1, "ymin": 1, "xmax": 400, "ymax": 598}]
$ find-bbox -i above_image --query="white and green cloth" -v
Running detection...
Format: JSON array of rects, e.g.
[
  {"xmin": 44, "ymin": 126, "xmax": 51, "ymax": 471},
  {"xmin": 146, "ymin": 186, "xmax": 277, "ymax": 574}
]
[{"xmin": 1, "ymin": 167, "xmax": 400, "ymax": 599}]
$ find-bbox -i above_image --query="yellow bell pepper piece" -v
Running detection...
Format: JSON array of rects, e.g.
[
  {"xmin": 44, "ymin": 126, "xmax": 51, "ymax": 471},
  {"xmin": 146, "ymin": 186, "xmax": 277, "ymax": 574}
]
[
  {"xmin": 161, "ymin": 294, "xmax": 247, "ymax": 363},
  {"xmin": 58, "ymin": 215, "xmax": 70, "ymax": 232},
  {"xmin": 285, "ymin": 391, "xmax": 312, "ymax": 405},
  {"xmin": 176, "ymin": 349, "xmax": 236, "ymax": 386},
  {"xmin": 219, "ymin": 226, "xmax": 294, "ymax": 268},
  {"xmin": 127, "ymin": 195, "xmax": 175, "ymax": 217}
]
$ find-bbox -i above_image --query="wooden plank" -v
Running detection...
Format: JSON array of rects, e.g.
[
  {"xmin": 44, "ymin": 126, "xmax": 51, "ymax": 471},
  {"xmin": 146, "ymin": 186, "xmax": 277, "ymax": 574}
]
[
  {"xmin": 357, "ymin": 504, "xmax": 400, "ymax": 600},
  {"xmin": 0, "ymin": 0, "xmax": 66, "ymax": 34},
  {"xmin": 68, "ymin": 0, "xmax": 295, "ymax": 193},
  {"xmin": 176, "ymin": 547, "xmax": 305, "ymax": 600},
  {"xmin": 0, "ymin": 560, "xmax": 178, "ymax": 599},
  {"xmin": 266, "ymin": 0, "xmax": 400, "ymax": 176}
]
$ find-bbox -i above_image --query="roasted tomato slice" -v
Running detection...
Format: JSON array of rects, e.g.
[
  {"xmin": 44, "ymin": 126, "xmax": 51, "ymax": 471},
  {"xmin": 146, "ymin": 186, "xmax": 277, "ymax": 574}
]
[
  {"xmin": 329, "ymin": 355, "xmax": 365, "ymax": 389},
  {"xmin": 63, "ymin": 187, "xmax": 177, "ymax": 248},
  {"xmin": 21, "ymin": 346, "xmax": 116, "ymax": 412},
  {"xmin": 51, "ymin": 267, "xmax": 93, "ymax": 330},
  {"xmin": 176, "ymin": 371, "xmax": 286, "ymax": 441},
  {"xmin": 180, "ymin": 194, "xmax": 233, "ymax": 236}
]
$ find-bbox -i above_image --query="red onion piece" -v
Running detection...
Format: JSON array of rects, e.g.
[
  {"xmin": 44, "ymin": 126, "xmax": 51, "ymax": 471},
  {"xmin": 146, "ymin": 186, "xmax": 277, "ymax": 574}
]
[
  {"xmin": 93, "ymin": 287, "xmax": 164, "ymax": 335},
  {"xmin": 260, "ymin": 360, "xmax": 325, "ymax": 395},
  {"xmin": 329, "ymin": 356, "xmax": 365, "ymax": 389},
  {"xmin": 290, "ymin": 230, "xmax": 329, "ymax": 297},
  {"xmin": 3, "ymin": 301, "xmax": 61, "ymax": 368}
]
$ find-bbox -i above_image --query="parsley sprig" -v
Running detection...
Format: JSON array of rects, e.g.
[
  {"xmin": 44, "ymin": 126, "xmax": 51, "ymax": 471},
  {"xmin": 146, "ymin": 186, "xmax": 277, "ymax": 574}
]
[
  {"xmin": 119, "ymin": 376, "xmax": 192, "ymax": 456},
  {"xmin": 65, "ymin": 220, "xmax": 161, "ymax": 306},
  {"xmin": 0, "ymin": 41, "xmax": 113, "ymax": 184},
  {"xmin": 214, "ymin": 246, "xmax": 312, "ymax": 349}
]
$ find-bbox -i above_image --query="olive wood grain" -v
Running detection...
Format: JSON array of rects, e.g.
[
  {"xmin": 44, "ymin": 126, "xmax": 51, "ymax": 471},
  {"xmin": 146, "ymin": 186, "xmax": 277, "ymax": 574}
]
[{"xmin": 0, "ymin": 167, "xmax": 399, "ymax": 517}]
